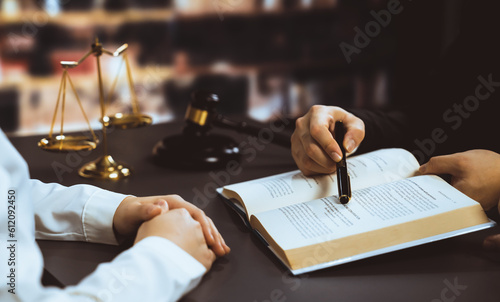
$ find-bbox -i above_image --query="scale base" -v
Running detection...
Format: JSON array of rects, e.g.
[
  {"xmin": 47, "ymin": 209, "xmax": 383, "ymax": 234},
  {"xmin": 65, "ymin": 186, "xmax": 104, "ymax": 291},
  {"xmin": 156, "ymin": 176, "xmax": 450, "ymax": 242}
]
[
  {"xmin": 152, "ymin": 133, "xmax": 241, "ymax": 170},
  {"xmin": 78, "ymin": 155, "xmax": 131, "ymax": 180}
]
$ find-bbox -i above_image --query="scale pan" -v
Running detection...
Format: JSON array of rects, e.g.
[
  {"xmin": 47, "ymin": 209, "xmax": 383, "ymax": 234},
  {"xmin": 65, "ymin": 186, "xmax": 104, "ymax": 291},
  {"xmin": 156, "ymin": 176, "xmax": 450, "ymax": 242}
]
[
  {"xmin": 102, "ymin": 113, "xmax": 152, "ymax": 129},
  {"xmin": 38, "ymin": 135, "xmax": 98, "ymax": 152}
]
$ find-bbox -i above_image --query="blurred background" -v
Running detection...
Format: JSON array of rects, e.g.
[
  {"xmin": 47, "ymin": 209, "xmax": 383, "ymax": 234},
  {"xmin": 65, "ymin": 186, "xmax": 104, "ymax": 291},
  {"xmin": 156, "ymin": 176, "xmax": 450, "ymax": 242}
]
[{"xmin": 0, "ymin": 0, "xmax": 460, "ymax": 135}]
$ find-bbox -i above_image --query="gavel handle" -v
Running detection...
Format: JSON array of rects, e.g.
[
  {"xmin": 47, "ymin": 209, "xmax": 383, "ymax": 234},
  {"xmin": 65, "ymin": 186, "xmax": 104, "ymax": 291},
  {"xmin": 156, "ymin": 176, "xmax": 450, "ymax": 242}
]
[{"xmin": 213, "ymin": 115, "xmax": 291, "ymax": 148}]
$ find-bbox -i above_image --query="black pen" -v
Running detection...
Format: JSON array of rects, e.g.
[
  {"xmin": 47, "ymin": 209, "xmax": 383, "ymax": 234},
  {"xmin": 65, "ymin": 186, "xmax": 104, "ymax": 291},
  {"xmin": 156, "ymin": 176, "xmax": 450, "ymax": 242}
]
[{"xmin": 334, "ymin": 121, "xmax": 351, "ymax": 204}]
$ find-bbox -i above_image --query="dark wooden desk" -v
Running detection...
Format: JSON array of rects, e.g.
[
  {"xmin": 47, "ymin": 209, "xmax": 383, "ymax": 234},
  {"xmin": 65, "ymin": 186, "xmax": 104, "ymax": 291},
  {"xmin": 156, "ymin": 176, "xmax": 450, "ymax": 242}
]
[{"xmin": 10, "ymin": 122, "xmax": 500, "ymax": 302}]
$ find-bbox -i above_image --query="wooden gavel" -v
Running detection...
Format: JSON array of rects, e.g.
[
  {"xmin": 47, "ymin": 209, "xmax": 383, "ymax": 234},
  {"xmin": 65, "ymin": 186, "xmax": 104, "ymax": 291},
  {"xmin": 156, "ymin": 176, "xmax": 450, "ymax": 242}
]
[
  {"xmin": 183, "ymin": 90, "xmax": 291, "ymax": 148},
  {"xmin": 152, "ymin": 90, "xmax": 291, "ymax": 169}
]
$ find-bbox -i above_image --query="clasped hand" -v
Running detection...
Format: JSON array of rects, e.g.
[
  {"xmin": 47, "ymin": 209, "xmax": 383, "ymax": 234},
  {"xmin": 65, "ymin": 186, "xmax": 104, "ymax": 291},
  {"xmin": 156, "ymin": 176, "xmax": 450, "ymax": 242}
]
[{"xmin": 113, "ymin": 194, "xmax": 230, "ymax": 269}]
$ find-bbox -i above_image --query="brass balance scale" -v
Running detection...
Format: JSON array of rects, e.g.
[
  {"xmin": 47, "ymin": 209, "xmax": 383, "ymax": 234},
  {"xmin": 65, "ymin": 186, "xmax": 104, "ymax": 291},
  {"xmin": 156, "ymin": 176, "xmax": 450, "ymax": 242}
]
[{"xmin": 38, "ymin": 38, "xmax": 152, "ymax": 180}]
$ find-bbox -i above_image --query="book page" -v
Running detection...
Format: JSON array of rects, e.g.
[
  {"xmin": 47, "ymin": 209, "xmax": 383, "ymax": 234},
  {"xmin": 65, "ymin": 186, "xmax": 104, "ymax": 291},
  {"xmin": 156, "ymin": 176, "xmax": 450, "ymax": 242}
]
[
  {"xmin": 252, "ymin": 175, "xmax": 484, "ymax": 251},
  {"xmin": 223, "ymin": 148, "xmax": 419, "ymax": 218}
]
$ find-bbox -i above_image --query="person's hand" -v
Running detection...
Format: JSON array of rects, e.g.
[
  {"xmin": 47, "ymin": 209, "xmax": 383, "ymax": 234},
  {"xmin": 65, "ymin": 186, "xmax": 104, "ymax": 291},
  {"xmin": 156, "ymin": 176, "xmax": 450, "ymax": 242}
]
[
  {"xmin": 114, "ymin": 195, "xmax": 230, "ymax": 256},
  {"xmin": 419, "ymin": 150, "xmax": 500, "ymax": 252},
  {"xmin": 419, "ymin": 150, "xmax": 500, "ymax": 210},
  {"xmin": 134, "ymin": 209, "xmax": 216, "ymax": 270},
  {"xmin": 113, "ymin": 196, "xmax": 169, "ymax": 239},
  {"xmin": 291, "ymin": 105, "xmax": 365, "ymax": 176}
]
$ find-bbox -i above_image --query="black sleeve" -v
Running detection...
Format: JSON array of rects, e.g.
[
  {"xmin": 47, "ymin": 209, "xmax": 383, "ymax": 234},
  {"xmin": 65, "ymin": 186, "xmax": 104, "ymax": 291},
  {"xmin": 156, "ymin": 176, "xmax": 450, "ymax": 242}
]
[{"xmin": 348, "ymin": 109, "xmax": 412, "ymax": 154}]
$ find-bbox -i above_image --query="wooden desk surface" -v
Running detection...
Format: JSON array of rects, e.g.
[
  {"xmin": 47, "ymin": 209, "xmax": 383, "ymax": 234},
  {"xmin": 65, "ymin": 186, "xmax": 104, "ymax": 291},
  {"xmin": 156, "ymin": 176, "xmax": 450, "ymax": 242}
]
[{"xmin": 9, "ymin": 121, "xmax": 500, "ymax": 302}]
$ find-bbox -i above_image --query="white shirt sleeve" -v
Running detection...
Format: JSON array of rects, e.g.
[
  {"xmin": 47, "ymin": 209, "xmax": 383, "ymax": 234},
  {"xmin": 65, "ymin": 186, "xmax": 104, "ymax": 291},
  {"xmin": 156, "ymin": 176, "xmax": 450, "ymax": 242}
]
[
  {"xmin": 32, "ymin": 179, "xmax": 127, "ymax": 245},
  {"xmin": 0, "ymin": 131, "xmax": 207, "ymax": 302},
  {"xmin": 64, "ymin": 237, "xmax": 206, "ymax": 302}
]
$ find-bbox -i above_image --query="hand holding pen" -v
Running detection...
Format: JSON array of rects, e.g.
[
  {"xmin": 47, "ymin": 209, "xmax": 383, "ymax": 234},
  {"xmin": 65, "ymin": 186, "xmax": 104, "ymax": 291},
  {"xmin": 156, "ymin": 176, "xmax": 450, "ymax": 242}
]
[{"xmin": 290, "ymin": 105, "xmax": 365, "ymax": 176}]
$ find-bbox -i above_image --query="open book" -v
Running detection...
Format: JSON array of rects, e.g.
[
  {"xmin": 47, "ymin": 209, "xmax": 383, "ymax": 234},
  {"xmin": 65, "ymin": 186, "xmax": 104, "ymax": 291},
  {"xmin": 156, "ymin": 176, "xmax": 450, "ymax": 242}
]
[{"xmin": 219, "ymin": 148, "xmax": 495, "ymax": 274}]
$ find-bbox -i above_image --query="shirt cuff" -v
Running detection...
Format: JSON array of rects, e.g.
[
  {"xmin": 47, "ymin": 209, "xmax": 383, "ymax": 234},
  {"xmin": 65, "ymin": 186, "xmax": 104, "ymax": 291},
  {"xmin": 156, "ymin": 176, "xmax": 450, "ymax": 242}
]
[{"xmin": 82, "ymin": 189, "xmax": 128, "ymax": 245}]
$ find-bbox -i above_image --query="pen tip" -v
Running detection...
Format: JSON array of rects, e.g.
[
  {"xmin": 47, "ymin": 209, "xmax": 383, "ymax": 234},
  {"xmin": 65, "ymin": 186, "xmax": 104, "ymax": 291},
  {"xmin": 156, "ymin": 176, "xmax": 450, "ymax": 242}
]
[{"xmin": 340, "ymin": 196, "xmax": 350, "ymax": 204}]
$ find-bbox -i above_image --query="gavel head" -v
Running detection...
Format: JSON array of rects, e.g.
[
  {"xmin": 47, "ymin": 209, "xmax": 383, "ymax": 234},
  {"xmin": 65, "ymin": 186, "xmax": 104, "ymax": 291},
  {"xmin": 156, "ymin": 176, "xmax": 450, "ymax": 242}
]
[
  {"xmin": 183, "ymin": 90, "xmax": 220, "ymax": 136},
  {"xmin": 152, "ymin": 90, "xmax": 241, "ymax": 169}
]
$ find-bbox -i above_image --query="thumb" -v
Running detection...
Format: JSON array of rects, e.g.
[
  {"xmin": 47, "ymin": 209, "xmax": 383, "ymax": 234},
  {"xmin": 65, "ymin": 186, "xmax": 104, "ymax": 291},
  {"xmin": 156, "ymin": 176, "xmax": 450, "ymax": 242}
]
[
  {"xmin": 419, "ymin": 154, "xmax": 462, "ymax": 175},
  {"xmin": 341, "ymin": 115, "xmax": 365, "ymax": 154},
  {"xmin": 330, "ymin": 109, "xmax": 364, "ymax": 154},
  {"xmin": 483, "ymin": 234, "xmax": 500, "ymax": 251},
  {"xmin": 143, "ymin": 200, "xmax": 169, "ymax": 221}
]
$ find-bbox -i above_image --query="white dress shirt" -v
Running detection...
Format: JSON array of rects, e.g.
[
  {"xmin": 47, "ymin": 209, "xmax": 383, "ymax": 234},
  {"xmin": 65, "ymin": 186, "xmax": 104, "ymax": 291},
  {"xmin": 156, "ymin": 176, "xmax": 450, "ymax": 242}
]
[{"xmin": 0, "ymin": 130, "xmax": 206, "ymax": 301}]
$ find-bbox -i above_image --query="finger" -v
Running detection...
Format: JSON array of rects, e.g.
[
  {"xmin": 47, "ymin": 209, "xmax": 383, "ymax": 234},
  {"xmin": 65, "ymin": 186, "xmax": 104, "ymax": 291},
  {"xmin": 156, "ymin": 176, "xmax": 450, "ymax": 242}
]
[
  {"xmin": 208, "ymin": 218, "xmax": 230, "ymax": 255},
  {"xmin": 204, "ymin": 217, "xmax": 224, "ymax": 256},
  {"xmin": 294, "ymin": 148, "xmax": 337, "ymax": 176},
  {"xmin": 300, "ymin": 132, "xmax": 337, "ymax": 169},
  {"xmin": 221, "ymin": 235, "xmax": 231, "ymax": 254},
  {"xmin": 211, "ymin": 218, "xmax": 230, "ymax": 254},
  {"xmin": 164, "ymin": 195, "xmax": 219, "ymax": 247},
  {"xmin": 308, "ymin": 107, "xmax": 343, "ymax": 162},
  {"xmin": 340, "ymin": 113, "xmax": 365, "ymax": 153},
  {"xmin": 210, "ymin": 228, "xmax": 226, "ymax": 257},
  {"xmin": 191, "ymin": 209, "xmax": 215, "ymax": 246},
  {"xmin": 483, "ymin": 234, "xmax": 500, "ymax": 251},
  {"xmin": 419, "ymin": 154, "xmax": 464, "ymax": 175},
  {"xmin": 164, "ymin": 196, "xmax": 211, "ymax": 235},
  {"xmin": 162, "ymin": 194, "xmax": 187, "ymax": 209},
  {"xmin": 145, "ymin": 204, "xmax": 162, "ymax": 219},
  {"xmin": 293, "ymin": 125, "xmax": 336, "ymax": 174},
  {"xmin": 143, "ymin": 200, "xmax": 169, "ymax": 221},
  {"xmin": 154, "ymin": 199, "xmax": 169, "ymax": 213},
  {"xmin": 211, "ymin": 234, "xmax": 226, "ymax": 256},
  {"xmin": 218, "ymin": 233, "xmax": 230, "ymax": 254}
]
